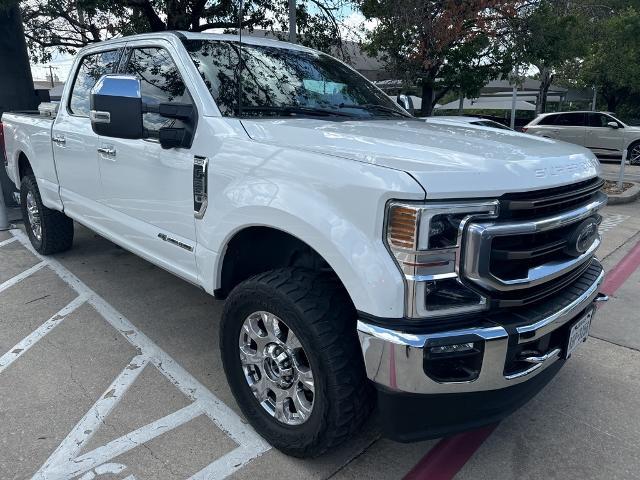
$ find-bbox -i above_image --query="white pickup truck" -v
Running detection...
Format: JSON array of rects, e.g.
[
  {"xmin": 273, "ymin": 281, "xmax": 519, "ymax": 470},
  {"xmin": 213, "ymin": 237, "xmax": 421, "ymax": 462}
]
[{"xmin": 2, "ymin": 32, "xmax": 608, "ymax": 457}]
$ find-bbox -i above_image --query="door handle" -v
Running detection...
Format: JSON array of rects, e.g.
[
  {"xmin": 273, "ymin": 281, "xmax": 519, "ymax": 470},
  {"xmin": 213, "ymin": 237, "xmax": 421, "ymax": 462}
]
[
  {"xmin": 52, "ymin": 135, "xmax": 66, "ymax": 145},
  {"xmin": 97, "ymin": 146, "xmax": 117, "ymax": 156}
]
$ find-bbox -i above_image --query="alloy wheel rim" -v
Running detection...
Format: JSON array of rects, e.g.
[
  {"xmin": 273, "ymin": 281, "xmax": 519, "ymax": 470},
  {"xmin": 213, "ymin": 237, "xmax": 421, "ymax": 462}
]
[
  {"xmin": 630, "ymin": 145, "xmax": 640, "ymax": 165},
  {"xmin": 26, "ymin": 191, "xmax": 42, "ymax": 241},
  {"xmin": 239, "ymin": 311, "xmax": 315, "ymax": 425}
]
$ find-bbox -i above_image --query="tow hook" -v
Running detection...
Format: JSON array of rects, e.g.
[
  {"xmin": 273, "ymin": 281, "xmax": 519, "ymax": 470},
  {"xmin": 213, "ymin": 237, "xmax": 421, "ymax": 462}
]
[{"xmin": 594, "ymin": 293, "xmax": 609, "ymax": 305}]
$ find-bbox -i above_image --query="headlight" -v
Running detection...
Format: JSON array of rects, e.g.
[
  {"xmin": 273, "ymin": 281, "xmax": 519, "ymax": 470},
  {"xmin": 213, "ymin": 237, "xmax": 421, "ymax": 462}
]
[{"xmin": 385, "ymin": 200, "xmax": 498, "ymax": 318}]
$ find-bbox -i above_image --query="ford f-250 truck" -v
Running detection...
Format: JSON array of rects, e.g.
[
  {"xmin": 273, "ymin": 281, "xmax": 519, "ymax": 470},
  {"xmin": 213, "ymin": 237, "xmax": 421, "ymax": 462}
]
[{"xmin": 1, "ymin": 32, "xmax": 608, "ymax": 458}]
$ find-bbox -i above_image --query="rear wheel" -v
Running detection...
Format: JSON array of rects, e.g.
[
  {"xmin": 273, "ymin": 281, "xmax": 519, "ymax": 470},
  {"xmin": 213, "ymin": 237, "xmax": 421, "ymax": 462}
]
[
  {"xmin": 628, "ymin": 142, "xmax": 640, "ymax": 165},
  {"xmin": 20, "ymin": 174, "xmax": 74, "ymax": 254},
  {"xmin": 220, "ymin": 268, "xmax": 372, "ymax": 457}
]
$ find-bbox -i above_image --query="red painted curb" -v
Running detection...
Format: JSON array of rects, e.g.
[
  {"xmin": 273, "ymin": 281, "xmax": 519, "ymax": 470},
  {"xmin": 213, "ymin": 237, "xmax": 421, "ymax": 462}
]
[
  {"xmin": 601, "ymin": 239, "xmax": 640, "ymax": 296},
  {"xmin": 403, "ymin": 424, "xmax": 497, "ymax": 480}
]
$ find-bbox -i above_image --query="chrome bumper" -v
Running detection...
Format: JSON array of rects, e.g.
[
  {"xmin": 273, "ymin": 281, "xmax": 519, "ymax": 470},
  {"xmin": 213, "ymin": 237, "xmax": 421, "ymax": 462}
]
[{"xmin": 357, "ymin": 268, "xmax": 605, "ymax": 395}]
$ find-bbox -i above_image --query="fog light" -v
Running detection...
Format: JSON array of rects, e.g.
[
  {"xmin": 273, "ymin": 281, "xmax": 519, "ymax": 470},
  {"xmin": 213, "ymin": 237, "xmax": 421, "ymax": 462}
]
[
  {"xmin": 429, "ymin": 342, "xmax": 475, "ymax": 355},
  {"xmin": 424, "ymin": 341, "xmax": 484, "ymax": 382}
]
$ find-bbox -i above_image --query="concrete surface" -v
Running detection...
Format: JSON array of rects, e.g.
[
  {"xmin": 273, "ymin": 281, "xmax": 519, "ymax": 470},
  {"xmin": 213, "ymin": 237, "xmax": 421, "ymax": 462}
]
[{"xmin": 1, "ymin": 203, "xmax": 639, "ymax": 479}]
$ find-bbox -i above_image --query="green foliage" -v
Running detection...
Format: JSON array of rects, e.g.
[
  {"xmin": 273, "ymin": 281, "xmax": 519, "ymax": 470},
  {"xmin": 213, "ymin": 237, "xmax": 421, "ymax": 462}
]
[
  {"xmin": 0, "ymin": 0, "xmax": 348, "ymax": 63},
  {"xmin": 358, "ymin": 0, "xmax": 518, "ymax": 115},
  {"xmin": 581, "ymin": 7, "xmax": 640, "ymax": 112}
]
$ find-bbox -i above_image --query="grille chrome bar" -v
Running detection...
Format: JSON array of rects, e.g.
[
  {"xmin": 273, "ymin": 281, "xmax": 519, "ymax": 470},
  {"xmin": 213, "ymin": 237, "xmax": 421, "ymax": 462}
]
[{"xmin": 463, "ymin": 191, "xmax": 607, "ymax": 292}]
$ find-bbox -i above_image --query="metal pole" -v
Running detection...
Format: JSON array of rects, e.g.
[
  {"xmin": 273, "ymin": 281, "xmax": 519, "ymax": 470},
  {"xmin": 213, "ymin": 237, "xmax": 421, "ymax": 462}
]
[
  {"xmin": 618, "ymin": 149, "xmax": 628, "ymax": 190},
  {"xmin": 0, "ymin": 178, "xmax": 11, "ymax": 231},
  {"xmin": 591, "ymin": 86, "xmax": 597, "ymax": 111},
  {"xmin": 510, "ymin": 83, "xmax": 517, "ymax": 130},
  {"xmin": 288, "ymin": 0, "xmax": 296, "ymax": 43}
]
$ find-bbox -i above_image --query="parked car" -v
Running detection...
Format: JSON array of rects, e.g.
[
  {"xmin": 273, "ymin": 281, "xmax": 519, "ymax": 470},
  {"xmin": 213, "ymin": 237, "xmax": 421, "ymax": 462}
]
[
  {"xmin": 423, "ymin": 115, "xmax": 513, "ymax": 130},
  {"xmin": 524, "ymin": 111, "xmax": 640, "ymax": 164},
  {"xmin": 1, "ymin": 32, "xmax": 608, "ymax": 457}
]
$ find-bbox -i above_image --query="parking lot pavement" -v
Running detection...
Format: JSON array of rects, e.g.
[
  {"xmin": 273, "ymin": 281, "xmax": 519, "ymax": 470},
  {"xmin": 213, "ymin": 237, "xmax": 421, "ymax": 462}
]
[{"xmin": 1, "ymin": 203, "xmax": 640, "ymax": 479}]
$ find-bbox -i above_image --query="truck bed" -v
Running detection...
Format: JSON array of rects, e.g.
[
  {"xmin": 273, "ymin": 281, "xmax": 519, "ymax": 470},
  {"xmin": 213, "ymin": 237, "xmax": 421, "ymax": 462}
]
[{"xmin": 2, "ymin": 111, "xmax": 59, "ymax": 209}]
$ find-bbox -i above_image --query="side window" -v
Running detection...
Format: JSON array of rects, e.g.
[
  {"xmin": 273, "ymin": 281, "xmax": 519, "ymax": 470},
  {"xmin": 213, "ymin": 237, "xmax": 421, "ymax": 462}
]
[
  {"xmin": 537, "ymin": 115, "xmax": 558, "ymax": 126},
  {"xmin": 69, "ymin": 50, "xmax": 122, "ymax": 117},
  {"xmin": 588, "ymin": 113, "xmax": 609, "ymax": 127},
  {"xmin": 555, "ymin": 112, "xmax": 585, "ymax": 126},
  {"xmin": 123, "ymin": 47, "xmax": 193, "ymax": 129}
]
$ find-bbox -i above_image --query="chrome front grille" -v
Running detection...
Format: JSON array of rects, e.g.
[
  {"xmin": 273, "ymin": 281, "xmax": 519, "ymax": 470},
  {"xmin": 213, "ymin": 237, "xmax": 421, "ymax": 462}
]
[
  {"xmin": 462, "ymin": 181, "xmax": 607, "ymax": 302},
  {"xmin": 499, "ymin": 177, "xmax": 605, "ymax": 220}
]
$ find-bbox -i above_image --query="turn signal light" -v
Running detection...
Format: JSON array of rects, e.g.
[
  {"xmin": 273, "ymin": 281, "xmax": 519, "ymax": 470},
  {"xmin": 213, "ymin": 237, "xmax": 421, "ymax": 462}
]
[{"xmin": 387, "ymin": 205, "xmax": 418, "ymax": 249}]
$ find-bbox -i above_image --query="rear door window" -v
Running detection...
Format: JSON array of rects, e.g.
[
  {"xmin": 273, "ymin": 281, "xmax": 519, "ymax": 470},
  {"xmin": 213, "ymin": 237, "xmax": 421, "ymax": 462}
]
[
  {"xmin": 537, "ymin": 115, "xmax": 558, "ymax": 126},
  {"xmin": 69, "ymin": 49, "xmax": 122, "ymax": 117},
  {"xmin": 554, "ymin": 112, "xmax": 586, "ymax": 126}
]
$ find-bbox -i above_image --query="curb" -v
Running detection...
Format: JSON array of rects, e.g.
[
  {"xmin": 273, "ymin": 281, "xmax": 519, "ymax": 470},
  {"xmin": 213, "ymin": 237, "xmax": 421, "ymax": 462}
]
[{"xmin": 606, "ymin": 182, "xmax": 640, "ymax": 205}]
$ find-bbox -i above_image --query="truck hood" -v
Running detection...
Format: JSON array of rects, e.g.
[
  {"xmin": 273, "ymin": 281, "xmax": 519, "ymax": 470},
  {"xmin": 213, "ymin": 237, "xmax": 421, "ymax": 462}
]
[{"xmin": 241, "ymin": 118, "xmax": 601, "ymax": 198}]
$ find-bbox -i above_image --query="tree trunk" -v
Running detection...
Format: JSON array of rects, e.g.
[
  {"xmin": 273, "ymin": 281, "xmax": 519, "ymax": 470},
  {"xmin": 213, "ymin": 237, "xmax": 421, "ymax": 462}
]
[
  {"xmin": 0, "ymin": 3, "xmax": 38, "ymax": 113},
  {"xmin": 420, "ymin": 80, "xmax": 435, "ymax": 117},
  {"xmin": 536, "ymin": 66, "xmax": 553, "ymax": 115},
  {"xmin": 0, "ymin": 2, "xmax": 38, "ymax": 206}
]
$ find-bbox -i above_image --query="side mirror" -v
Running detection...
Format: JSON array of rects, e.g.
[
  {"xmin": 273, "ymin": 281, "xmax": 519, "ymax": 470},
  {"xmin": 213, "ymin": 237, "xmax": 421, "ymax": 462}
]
[
  {"xmin": 90, "ymin": 75, "xmax": 143, "ymax": 139},
  {"xmin": 607, "ymin": 121, "xmax": 620, "ymax": 129},
  {"xmin": 397, "ymin": 94, "xmax": 414, "ymax": 113}
]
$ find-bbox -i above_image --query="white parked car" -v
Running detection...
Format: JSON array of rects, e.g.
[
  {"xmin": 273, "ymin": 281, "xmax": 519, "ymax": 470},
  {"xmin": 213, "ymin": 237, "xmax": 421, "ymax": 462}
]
[
  {"xmin": 524, "ymin": 111, "xmax": 640, "ymax": 164},
  {"xmin": 1, "ymin": 32, "xmax": 607, "ymax": 456},
  {"xmin": 424, "ymin": 115, "xmax": 513, "ymax": 130}
]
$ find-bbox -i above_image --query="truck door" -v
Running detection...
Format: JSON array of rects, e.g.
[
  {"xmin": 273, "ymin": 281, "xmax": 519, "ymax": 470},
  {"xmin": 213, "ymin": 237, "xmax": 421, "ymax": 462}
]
[
  {"xmin": 52, "ymin": 48, "xmax": 122, "ymax": 218},
  {"xmin": 96, "ymin": 43, "xmax": 198, "ymax": 283}
]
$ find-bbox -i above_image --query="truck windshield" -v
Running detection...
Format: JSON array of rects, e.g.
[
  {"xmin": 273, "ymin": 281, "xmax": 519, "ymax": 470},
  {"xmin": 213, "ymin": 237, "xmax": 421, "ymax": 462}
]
[{"xmin": 182, "ymin": 39, "xmax": 411, "ymax": 119}]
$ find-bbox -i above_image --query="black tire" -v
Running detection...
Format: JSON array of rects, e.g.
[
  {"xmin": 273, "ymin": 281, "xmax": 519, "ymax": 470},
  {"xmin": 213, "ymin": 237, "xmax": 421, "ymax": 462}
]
[
  {"xmin": 628, "ymin": 141, "xmax": 640, "ymax": 165},
  {"xmin": 20, "ymin": 174, "xmax": 74, "ymax": 254},
  {"xmin": 220, "ymin": 268, "xmax": 372, "ymax": 458}
]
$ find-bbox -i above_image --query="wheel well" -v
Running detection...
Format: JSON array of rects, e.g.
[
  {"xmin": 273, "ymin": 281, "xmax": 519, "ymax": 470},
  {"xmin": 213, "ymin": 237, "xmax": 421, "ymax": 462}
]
[
  {"xmin": 627, "ymin": 140, "xmax": 640, "ymax": 155},
  {"xmin": 217, "ymin": 227, "xmax": 349, "ymax": 300},
  {"xmin": 18, "ymin": 152, "xmax": 33, "ymax": 179}
]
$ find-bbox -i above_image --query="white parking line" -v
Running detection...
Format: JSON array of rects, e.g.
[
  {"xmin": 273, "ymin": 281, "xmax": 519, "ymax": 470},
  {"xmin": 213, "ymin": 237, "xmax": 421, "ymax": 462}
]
[
  {"xmin": 0, "ymin": 261, "xmax": 46, "ymax": 295},
  {"xmin": 0, "ymin": 237, "xmax": 17, "ymax": 247},
  {"xmin": 0, "ymin": 295, "xmax": 87, "ymax": 374},
  {"xmin": 7, "ymin": 229, "xmax": 270, "ymax": 479},
  {"xmin": 35, "ymin": 355, "xmax": 150, "ymax": 479},
  {"xmin": 67, "ymin": 403, "xmax": 203, "ymax": 478},
  {"xmin": 600, "ymin": 213, "xmax": 630, "ymax": 233}
]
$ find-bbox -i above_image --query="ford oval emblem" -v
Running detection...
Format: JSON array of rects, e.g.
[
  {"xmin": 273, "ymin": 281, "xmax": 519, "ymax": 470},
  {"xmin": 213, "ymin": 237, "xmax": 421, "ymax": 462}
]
[{"xmin": 565, "ymin": 218, "xmax": 599, "ymax": 257}]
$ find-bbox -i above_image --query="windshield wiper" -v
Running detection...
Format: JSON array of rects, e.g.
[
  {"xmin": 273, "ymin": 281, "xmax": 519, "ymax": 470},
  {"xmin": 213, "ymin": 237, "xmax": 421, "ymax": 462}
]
[
  {"xmin": 337, "ymin": 103, "xmax": 411, "ymax": 118},
  {"xmin": 239, "ymin": 106, "xmax": 356, "ymax": 118}
]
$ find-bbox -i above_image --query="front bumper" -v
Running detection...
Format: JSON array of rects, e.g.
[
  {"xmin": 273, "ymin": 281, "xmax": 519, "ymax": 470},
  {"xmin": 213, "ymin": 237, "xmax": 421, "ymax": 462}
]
[{"xmin": 357, "ymin": 261, "xmax": 606, "ymax": 440}]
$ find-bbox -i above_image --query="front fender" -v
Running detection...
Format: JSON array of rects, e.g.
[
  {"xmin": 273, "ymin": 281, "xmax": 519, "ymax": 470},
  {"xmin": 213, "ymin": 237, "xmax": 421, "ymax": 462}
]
[{"xmin": 196, "ymin": 137, "xmax": 425, "ymax": 319}]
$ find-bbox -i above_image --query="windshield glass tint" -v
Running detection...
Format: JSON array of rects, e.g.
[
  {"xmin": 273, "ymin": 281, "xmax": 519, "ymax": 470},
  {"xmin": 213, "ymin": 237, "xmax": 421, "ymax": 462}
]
[{"xmin": 183, "ymin": 39, "xmax": 408, "ymax": 119}]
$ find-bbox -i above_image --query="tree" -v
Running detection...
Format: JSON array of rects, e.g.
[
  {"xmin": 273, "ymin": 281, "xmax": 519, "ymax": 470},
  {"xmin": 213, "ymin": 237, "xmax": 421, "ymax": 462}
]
[
  {"xmin": 0, "ymin": 1, "xmax": 38, "ymax": 205},
  {"xmin": 0, "ymin": 1, "xmax": 37, "ymax": 112},
  {"xmin": 580, "ymin": 7, "xmax": 640, "ymax": 113},
  {"xmin": 4, "ymin": 0, "xmax": 349, "ymax": 63},
  {"xmin": 358, "ymin": 0, "xmax": 519, "ymax": 116},
  {"xmin": 510, "ymin": 1, "xmax": 593, "ymax": 114}
]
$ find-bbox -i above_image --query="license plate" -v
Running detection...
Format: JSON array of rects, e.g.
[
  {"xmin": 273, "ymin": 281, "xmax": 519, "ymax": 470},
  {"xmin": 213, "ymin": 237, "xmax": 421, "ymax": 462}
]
[{"xmin": 565, "ymin": 309, "xmax": 594, "ymax": 359}]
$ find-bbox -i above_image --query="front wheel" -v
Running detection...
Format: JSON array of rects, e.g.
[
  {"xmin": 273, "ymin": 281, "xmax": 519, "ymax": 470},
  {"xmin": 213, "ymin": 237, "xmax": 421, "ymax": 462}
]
[
  {"xmin": 220, "ymin": 268, "xmax": 372, "ymax": 458},
  {"xmin": 628, "ymin": 142, "xmax": 640, "ymax": 166}
]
